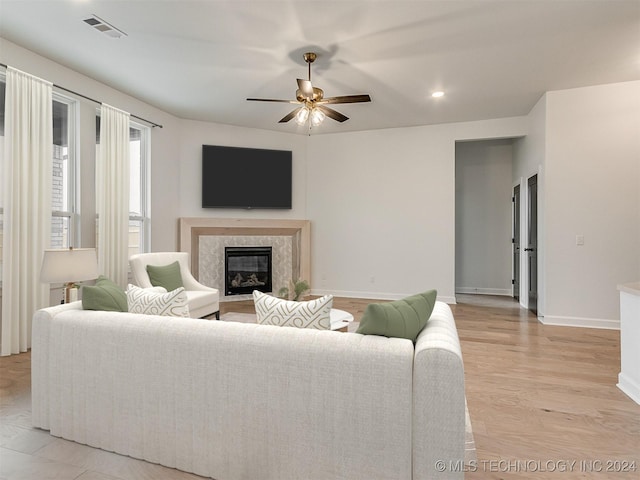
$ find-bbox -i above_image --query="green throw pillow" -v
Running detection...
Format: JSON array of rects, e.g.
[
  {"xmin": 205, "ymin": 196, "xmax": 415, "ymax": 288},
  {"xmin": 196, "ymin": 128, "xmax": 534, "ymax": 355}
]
[
  {"xmin": 81, "ymin": 275, "xmax": 127, "ymax": 312},
  {"xmin": 356, "ymin": 289, "xmax": 437, "ymax": 342},
  {"xmin": 146, "ymin": 261, "xmax": 184, "ymax": 291}
]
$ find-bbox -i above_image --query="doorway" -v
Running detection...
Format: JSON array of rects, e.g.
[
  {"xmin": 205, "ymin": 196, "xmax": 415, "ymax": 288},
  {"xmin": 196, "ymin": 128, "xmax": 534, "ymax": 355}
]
[
  {"xmin": 454, "ymin": 139, "xmax": 514, "ymax": 298},
  {"xmin": 455, "ymin": 139, "xmax": 541, "ymax": 314},
  {"xmin": 526, "ymin": 174, "xmax": 538, "ymax": 315},
  {"xmin": 512, "ymin": 184, "xmax": 520, "ymax": 301}
]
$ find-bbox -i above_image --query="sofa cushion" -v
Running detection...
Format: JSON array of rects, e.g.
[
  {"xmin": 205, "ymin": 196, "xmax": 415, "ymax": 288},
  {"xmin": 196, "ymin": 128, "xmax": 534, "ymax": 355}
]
[
  {"xmin": 81, "ymin": 275, "xmax": 127, "ymax": 312},
  {"xmin": 356, "ymin": 289, "xmax": 437, "ymax": 342},
  {"xmin": 253, "ymin": 290, "xmax": 333, "ymax": 330},
  {"xmin": 146, "ymin": 261, "xmax": 184, "ymax": 291},
  {"xmin": 127, "ymin": 284, "xmax": 190, "ymax": 317}
]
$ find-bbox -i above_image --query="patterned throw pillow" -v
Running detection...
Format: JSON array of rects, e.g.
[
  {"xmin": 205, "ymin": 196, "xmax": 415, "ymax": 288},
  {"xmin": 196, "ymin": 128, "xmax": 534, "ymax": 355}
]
[
  {"xmin": 126, "ymin": 284, "xmax": 190, "ymax": 318},
  {"xmin": 253, "ymin": 290, "xmax": 333, "ymax": 330}
]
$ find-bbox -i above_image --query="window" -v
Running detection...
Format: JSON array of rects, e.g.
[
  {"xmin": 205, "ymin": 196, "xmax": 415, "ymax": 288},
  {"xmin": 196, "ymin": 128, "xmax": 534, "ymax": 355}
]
[
  {"xmin": 128, "ymin": 123, "xmax": 150, "ymax": 256},
  {"xmin": 96, "ymin": 116, "xmax": 150, "ymax": 257},
  {"xmin": 0, "ymin": 77, "xmax": 5, "ymax": 269},
  {"xmin": 51, "ymin": 94, "xmax": 78, "ymax": 248},
  {"xmin": 0, "ymin": 77, "xmax": 7, "ymax": 272}
]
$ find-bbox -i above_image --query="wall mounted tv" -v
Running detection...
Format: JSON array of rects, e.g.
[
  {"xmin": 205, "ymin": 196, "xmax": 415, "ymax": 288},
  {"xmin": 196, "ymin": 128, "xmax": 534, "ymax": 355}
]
[{"xmin": 202, "ymin": 145, "xmax": 292, "ymax": 209}]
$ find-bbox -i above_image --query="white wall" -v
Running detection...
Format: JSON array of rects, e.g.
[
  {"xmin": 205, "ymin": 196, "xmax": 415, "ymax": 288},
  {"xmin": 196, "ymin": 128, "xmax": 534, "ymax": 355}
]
[
  {"xmin": 178, "ymin": 119, "xmax": 307, "ymax": 220},
  {"xmin": 455, "ymin": 139, "xmax": 514, "ymax": 295},
  {"xmin": 306, "ymin": 118, "xmax": 527, "ymax": 303},
  {"xmin": 543, "ymin": 81, "xmax": 640, "ymax": 328}
]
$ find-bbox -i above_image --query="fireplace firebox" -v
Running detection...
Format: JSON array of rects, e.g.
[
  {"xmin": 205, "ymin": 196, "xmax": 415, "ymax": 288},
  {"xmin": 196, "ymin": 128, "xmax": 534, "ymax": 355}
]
[{"xmin": 225, "ymin": 246, "xmax": 273, "ymax": 296}]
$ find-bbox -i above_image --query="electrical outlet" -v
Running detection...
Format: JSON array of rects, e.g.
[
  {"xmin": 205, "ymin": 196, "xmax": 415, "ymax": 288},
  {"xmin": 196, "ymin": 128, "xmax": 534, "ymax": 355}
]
[{"xmin": 576, "ymin": 235, "xmax": 584, "ymax": 246}]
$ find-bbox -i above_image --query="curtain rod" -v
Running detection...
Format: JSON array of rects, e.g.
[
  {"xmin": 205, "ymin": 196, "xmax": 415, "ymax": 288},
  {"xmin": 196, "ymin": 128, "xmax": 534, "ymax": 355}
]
[{"xmin": 0, "ymin": 63, "xmax": 163, "ymax": 128}]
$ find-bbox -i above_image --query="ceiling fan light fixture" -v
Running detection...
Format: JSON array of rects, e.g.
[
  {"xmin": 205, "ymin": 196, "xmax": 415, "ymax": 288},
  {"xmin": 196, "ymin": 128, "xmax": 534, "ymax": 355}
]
[
  {"xmin": 247, "ymin": 51, "xmax": 371, "ymax": 129},
  {"xmin": 295, "ymin": 107, "xmax": 310, "ymax": 125},
  {"xmin": 310, "ymin": 108, "xmax": 325, "ymax": 126},
  {"xmin": 432, "ymin": 91, "xmax": 445, "ymax": 98}
]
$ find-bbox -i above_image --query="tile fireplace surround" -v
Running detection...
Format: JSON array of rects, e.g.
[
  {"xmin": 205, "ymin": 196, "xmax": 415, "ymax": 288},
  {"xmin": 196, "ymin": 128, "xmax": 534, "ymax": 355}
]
[{"xmin": 179, "ymin": 218, "xmax": 311, "ymax": 302}]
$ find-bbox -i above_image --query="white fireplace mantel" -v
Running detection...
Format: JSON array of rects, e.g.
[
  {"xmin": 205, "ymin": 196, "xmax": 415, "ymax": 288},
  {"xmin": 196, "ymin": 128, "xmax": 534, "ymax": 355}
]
[{"xmin": 179, "ymin": 218, "xmax": 311, "ymax": 294}]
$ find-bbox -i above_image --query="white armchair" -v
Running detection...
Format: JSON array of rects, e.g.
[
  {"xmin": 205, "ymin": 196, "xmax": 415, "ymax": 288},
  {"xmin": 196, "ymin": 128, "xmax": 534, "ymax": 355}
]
[{"xmin": 129, "ymin": 252, "xmax": 219, "ymax": 319}]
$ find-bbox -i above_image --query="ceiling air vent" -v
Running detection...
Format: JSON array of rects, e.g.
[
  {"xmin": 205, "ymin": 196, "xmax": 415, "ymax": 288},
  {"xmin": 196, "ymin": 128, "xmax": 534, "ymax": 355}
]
[{"xmin": 83, "ymin": 15, "xmax": 127, "ymax": 39}]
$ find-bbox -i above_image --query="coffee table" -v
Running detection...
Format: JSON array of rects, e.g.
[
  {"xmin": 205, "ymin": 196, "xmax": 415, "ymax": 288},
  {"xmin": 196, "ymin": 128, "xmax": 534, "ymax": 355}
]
[{"xmin": 330, "ymin": 308, "xmax": 354, "ymax": 332}]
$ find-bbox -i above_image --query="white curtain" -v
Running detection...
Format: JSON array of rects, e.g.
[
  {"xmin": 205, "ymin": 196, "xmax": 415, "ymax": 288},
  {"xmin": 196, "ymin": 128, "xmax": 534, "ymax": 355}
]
[
  {"xmin": 1, "ymin": 67, "xmax": 53, "ymax": 356},
  {"xmin": 97, "ymin": 104, "xmax": 130, "ymax": 288}
]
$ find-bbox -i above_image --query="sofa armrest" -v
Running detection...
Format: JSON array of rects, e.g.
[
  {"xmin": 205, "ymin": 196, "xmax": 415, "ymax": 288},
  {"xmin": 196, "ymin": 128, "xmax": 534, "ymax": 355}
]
[
  {"xmin": 412, "ymin": 301, "xmax": 465, "ymax": 480},
  {"xmin": 32, "ymin": 301, "xmax": 83, "ymax": 430},
  {"xmin": 128, "ymin": 254, "xmax": 154, "ymax": 288},
  {"xmin": 180, "ymin": 268, "xmax": 218, "ymax": 293}
]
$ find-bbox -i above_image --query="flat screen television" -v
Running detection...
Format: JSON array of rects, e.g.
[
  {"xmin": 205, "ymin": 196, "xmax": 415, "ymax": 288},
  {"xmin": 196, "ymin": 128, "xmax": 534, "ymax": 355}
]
[{"xmin": 202, "ymin": 145, "xmax": 292, "ymax": 209}]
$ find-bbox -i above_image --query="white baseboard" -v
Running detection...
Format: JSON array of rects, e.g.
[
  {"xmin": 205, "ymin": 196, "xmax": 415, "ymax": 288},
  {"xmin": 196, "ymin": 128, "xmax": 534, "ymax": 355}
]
[
  {"xmin": 540, "ymin": 315, "xmax": 620, "ymax": 330},
  {"xmin": 617, "ymin": 373, "xmax": 640, "ymax": 405},
  {"xmin": 311, "ymin": 289, "xmax": 457, "ymax": 305},
  {"xmin": 455, "ymin": 287, "xmax": 512, "ymax": 296}
]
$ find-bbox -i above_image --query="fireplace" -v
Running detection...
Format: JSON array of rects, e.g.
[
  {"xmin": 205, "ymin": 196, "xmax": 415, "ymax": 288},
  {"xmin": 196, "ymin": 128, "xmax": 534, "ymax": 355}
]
[{"xmin": 225, "ymin": 246, "xmax": 273, "ymax": 296}]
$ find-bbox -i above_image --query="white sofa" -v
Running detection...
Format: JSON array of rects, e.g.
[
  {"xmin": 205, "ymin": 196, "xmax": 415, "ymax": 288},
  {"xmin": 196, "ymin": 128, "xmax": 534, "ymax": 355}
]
[{"xmin": 32, "ymin": 301, "xmax": 465, "ymax": 480}]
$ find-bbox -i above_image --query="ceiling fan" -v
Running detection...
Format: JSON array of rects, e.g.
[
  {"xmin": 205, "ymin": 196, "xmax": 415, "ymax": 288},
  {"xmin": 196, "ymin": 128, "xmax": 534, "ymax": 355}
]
[{"xmin": 247, "ymin": 52, "xmax": 371, "ymax": 127}]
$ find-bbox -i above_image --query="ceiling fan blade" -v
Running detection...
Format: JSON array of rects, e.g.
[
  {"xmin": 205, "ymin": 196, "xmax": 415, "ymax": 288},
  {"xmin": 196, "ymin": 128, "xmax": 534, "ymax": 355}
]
[
  {"xmin": 296, "ymin": 79, "xmax": 314, "ymax": 99},
  {"xmin": 319, "ymin": 94, "xmax": 371, "ymax": 105},
  {"xmin": 278, "ymin": 107, "xmax": 303, "ymax": 123},
  {"xmin": 316, "ymin": 105, "xmax": 349, "ymax": 123},
  {"xmin": 247, "ymin": 98, "xmax": 300, "ymax": 104}
]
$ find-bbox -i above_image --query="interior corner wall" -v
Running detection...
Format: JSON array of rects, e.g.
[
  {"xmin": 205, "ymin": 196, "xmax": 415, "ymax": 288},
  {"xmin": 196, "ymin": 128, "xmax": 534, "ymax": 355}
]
[
  {"xmin": 544, "ymin": 81, "xmax": 640, "ymax": 327},
  {"xmin": 455, "ymin": 139, "xmax": 514, "ymax": 296},
  {"xmin": 306, "ymin": 117, "xmax": 527, "ymax": 303}
]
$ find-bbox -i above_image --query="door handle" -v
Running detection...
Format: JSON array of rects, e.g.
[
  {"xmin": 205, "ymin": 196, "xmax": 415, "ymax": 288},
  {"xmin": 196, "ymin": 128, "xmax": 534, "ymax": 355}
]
[{"xmin": 524, "ymin": 248, "xmax": 534, "ymax": 251}]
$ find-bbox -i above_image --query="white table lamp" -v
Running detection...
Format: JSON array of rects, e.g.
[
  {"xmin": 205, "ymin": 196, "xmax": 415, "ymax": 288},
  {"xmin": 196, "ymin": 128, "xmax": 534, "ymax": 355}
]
[{"xmin": 41, "ymin": 247, "xmax": 100, "ymax": 303}]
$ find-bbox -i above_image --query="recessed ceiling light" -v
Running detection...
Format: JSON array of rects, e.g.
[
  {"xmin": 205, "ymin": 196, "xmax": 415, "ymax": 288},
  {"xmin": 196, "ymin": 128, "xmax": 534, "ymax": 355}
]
[{"xmin": 432, "ymin": 91, "xmax": 445, "ymax": 98}]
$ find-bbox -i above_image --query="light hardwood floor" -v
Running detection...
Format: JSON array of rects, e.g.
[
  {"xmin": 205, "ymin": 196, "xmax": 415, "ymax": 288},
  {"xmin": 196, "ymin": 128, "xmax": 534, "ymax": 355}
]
[{"xmin": 1, "ymin": 295, "xmax": 638, "ymax": 479}]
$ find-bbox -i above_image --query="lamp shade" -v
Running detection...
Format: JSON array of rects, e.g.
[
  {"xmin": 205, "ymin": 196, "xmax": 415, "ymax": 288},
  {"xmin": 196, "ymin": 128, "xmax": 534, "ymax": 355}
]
[{"xmin": 40, "ymin": 248, "xmax": 100, "ymax": 284}]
